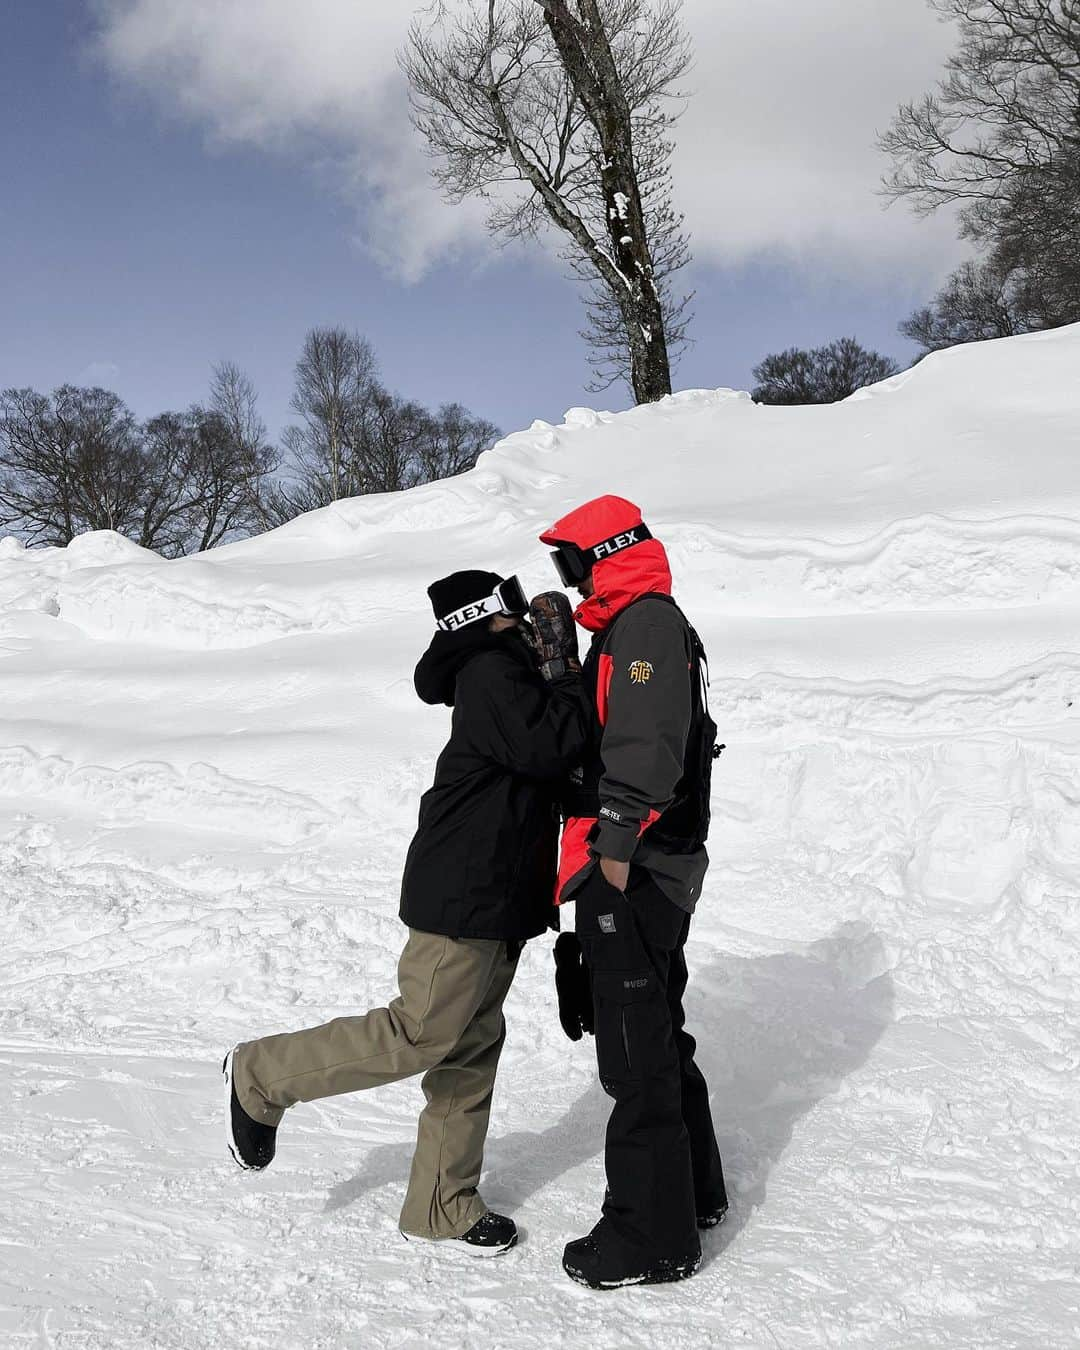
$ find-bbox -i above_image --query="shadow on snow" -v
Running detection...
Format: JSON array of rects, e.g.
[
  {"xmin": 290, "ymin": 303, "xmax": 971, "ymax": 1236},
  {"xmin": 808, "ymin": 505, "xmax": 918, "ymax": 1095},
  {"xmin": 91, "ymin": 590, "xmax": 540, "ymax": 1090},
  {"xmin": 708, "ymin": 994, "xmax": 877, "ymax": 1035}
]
[{"xmin": 325, "ymin": 920, "xmax": 894, "ymax": 1260}]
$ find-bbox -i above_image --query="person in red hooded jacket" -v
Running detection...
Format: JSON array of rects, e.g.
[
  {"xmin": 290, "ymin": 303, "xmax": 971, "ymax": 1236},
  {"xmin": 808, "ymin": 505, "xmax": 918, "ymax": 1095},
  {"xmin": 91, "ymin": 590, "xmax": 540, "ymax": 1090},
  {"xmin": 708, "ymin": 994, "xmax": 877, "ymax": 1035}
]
[{"xmin": 540, "ymin": 494, "xmax": 728, "ymax": 1290}]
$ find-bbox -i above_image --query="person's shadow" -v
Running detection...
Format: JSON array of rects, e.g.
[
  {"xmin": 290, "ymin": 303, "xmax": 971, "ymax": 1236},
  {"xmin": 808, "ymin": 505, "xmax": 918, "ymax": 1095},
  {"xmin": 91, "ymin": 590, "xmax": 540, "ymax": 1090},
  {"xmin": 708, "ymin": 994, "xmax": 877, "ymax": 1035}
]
[{"xmin": 325, "ymin": 920, "xmax": 894, "ymax": 1255}]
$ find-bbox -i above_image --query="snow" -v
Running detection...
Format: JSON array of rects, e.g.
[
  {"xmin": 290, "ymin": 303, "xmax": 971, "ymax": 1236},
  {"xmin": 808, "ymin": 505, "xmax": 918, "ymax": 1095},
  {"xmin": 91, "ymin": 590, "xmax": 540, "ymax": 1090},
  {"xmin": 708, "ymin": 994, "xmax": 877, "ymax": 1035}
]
[{"xmin": 3, "ymin": 324, "xmax": 1080, "ymax": 1347}]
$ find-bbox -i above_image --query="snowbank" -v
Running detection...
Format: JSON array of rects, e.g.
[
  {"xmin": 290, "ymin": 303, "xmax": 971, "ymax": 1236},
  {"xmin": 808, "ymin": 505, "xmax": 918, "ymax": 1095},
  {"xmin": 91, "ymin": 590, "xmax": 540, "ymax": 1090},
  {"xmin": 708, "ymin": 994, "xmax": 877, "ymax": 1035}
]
[{"xmin": 2, "ymin": 324, "xmax": 1080, "ymax": 1348}]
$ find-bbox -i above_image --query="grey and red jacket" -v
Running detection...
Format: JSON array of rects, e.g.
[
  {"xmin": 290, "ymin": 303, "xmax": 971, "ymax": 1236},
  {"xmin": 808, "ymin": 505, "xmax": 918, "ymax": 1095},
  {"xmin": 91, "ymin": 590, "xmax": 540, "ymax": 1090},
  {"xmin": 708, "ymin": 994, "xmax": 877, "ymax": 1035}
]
[{"xmin": 540, "ymin": 496, "xmax": 709, "ymax": 914}]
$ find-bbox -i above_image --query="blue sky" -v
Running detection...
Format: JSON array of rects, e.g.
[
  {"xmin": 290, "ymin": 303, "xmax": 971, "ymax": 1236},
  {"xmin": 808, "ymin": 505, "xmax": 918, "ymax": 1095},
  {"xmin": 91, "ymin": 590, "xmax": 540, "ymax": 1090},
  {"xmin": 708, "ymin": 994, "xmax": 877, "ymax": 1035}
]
[{"xmin": 2, "ymin": 2, "xmax": 960, "ymax": 444}]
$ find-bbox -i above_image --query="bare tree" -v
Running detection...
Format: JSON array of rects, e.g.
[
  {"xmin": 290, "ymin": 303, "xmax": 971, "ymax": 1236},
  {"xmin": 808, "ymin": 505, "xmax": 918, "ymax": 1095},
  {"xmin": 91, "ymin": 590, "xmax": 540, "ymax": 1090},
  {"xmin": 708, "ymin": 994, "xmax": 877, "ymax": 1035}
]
[
  {"xmin": 403, "ymin": 0, "xmax": 693, "ymax": 403},
  {"xmin": 210, "ymin": 361, "xmax": 265, "ymax": 458},
  {"xmin": 140, "ymin": 408, "xmax": 277, "ymax": 555},
  {"xmin": 413, "ymin": 402, "xmax": 501, "ymax": 483},
  {"xmin": 186, "ymin": 410, "xmax": 276, "ymax": 551},
  {"xmin": 281, "ymin": 328, "xmax": 379, "ymax": 506},
  {"xmin": 900, "ymin": 255, "xmax": 1028, "ymax": 356},
  {"xmin": 0, "ymin": 386, "xmax": 144, "ymax": 545},
  {"xmin": 2, "ymin": 369, "xmax": 501, "ymax": 544},
  {"xmin": 881, "ymin": 0, "xmax": 1080, "ymax": 343},
  {"xmin": 275, "ymin": 328, "xmax": 502, "ymax": 515},
  {"xmin": 209, "ymin": 361, "xmax": 281, "ymax": 529},
  {"xmin": 351, "ymin": 388, "xmax": 427, "ymax": 496},
  {"xmin": 751, "ymin": 339, "xmax": 900, "ymax": 406},
  {"xmin": 278, "ymin": 387, "xmax": 500, "ymax": 511},
  {"xmin": 881, "ymin": 0, "xmax": 1079, "ymax": 235},
  {"xmin": 0, "ymin": 386, "xmax": 276, "ymax": 555},
  {"xmin": 136, "ymin": 410, "xmax": 206, "ymax": 556},
  {"xmin": 358, "ymin": 396, "xmax": 501, "ymax": 494}
]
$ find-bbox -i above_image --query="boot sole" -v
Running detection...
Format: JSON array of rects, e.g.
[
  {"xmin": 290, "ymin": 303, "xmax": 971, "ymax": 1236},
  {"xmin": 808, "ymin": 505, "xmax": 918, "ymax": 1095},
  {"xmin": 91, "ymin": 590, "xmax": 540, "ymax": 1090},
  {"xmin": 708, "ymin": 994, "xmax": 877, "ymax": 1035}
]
[
  {"xmin": 223, "ymin": 1048, "xmax": 267, "ymax": 1171},
  {"xmin": 563, "ymin": 1253, "xmax": 701, "ymax": 1290},
  {"xmin": 400, "ymin": 1229, "xmax": 519, "ymax": 1260}
]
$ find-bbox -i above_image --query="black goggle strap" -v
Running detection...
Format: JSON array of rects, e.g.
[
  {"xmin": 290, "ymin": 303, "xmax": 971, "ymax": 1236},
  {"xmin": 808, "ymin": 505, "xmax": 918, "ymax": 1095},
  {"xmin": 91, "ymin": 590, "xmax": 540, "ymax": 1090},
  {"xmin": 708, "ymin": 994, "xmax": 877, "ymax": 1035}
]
[
  {"xmin": 587, "ymin": 523, "xmax": 652, "ymax": 563},
  {"xmin": 551, "ymin": 523, "xmax": 653, "ymax": 583},
  {"xmin": 437, "ymin": 575, "xmax": 527, "ymax": 632}
]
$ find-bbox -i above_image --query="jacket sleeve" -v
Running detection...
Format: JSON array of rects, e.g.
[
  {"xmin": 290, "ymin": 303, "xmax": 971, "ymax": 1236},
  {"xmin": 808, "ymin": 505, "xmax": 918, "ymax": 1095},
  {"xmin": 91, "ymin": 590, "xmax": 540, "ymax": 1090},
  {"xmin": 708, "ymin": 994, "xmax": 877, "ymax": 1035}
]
[
  {"xmin": 456, "ymin": 652, "xmax": 590, "ymax": 780},
  {"xmin": 593, "ymin": 603, "xmax": 693, "ymax": 861}
]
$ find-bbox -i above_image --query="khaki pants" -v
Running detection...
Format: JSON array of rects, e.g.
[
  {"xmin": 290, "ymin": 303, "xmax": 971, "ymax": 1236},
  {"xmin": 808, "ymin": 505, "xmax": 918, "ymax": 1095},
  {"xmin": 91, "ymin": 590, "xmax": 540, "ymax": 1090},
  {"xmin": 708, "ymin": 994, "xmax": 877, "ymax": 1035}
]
[{"xmin": 233, "ymin": 930, "xmax": 520, "ymax": 1239}]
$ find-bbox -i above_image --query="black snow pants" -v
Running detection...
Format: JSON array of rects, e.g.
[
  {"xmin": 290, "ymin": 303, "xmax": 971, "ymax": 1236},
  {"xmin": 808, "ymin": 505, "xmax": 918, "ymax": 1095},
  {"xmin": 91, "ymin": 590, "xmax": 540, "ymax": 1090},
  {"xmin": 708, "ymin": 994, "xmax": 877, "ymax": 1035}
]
[{"xmin": 575, "ymin": 865, "xmax": 727, "ymax": 1261}]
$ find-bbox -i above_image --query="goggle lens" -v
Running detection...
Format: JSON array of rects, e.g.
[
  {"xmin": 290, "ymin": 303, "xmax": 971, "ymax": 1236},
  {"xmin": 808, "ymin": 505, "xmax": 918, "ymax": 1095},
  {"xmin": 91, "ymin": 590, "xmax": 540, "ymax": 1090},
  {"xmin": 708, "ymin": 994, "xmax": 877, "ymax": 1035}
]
[
  {"xmin": 550, "ymin": 545, "xmax": 588, "ymax": 587},
  {"xmin": 496, "ymin": 575, "xmax": 528, "ymax": 617}
]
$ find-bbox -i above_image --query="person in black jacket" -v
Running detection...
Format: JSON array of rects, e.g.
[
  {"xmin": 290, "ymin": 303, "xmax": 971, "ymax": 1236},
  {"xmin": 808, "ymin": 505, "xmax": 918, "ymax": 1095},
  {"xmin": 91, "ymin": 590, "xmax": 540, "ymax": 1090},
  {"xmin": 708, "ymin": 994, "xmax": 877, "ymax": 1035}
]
[{"xmin": 223, "ymin": 569, "xmax": 587, "ymax": 1259}]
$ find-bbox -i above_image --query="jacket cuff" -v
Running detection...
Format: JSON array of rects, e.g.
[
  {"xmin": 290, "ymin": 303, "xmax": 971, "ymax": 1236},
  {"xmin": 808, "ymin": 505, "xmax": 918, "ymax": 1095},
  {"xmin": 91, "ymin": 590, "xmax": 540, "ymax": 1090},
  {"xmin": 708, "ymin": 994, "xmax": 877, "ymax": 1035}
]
[
  {"xmin": 541, "ymin": 658, "xmax": 582, "ymax": 683},
  {"xmin": 593, "ymin": 815, "xmax": 639, "ymax": 862}
]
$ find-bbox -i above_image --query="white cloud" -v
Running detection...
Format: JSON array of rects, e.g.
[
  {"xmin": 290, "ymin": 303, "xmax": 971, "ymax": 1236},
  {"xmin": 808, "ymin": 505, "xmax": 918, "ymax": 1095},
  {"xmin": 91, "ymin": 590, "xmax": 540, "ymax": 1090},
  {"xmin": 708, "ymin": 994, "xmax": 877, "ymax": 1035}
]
[
  {"xmin": 95, "ymin": 0, "xmax": 484, "ymax": 281},
  {"xmin": 674, "ymin": 0, "xmax": 962, "ymax": 277},
  {"xmin": 95, "ymin": 0, "xmax": 963, "ymax": 283}
]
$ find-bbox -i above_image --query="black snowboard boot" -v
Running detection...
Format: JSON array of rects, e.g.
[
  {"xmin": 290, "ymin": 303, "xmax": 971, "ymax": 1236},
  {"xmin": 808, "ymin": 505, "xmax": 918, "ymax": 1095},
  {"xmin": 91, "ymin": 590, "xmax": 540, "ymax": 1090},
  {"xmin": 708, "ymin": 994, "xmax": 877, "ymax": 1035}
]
[
  {"xmin": 223, "ymin": 1048, "xmax": 277, "ymax": 1171},
  {"xmin": 402, "ymin": 1211, "xmax": 518, "ymax": 1259},
  {"xmin": 698, "ymin": 1201, "xmax": 729, "ymax": 1230},
  {"xmin": 562, "ymin": 1223, "xmax": 701, "ymax": 1290}
]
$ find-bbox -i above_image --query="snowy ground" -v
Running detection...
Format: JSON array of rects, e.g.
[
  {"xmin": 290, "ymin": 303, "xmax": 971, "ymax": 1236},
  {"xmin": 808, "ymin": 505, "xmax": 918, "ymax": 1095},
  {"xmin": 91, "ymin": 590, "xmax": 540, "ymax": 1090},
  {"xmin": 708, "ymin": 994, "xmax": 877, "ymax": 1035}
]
[{"xmin": 2, "ymin": 326, "xmax": 1080, "ymax": 1348}]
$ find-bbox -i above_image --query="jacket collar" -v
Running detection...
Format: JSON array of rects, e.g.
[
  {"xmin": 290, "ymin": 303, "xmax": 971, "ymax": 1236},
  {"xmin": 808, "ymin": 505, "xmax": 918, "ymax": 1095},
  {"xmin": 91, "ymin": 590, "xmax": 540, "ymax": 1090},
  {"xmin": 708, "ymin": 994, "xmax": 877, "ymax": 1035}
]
[{"xmin": 573, "ymin": 542, "xmax": 673, "ymax": 632}]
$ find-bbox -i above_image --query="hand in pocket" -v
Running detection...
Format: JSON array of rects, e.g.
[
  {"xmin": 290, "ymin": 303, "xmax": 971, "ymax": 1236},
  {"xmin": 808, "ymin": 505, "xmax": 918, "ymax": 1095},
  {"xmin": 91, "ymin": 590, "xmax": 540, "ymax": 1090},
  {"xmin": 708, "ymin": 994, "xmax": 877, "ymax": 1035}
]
[{"xmin": 599, "ymin": 856, "xmax": 630, "ymax": 893}]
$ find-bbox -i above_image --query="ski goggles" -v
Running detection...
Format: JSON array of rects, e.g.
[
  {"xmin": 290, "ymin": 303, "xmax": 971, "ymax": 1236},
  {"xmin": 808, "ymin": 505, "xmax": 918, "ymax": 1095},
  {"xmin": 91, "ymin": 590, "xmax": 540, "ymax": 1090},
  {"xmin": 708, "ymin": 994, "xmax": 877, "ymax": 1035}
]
[
  {"xmin": 548, "ymin": 524, "xmax": 653, "ymax": 587},
  {"xmin": 436, "ymin": 575, "xmax": 529, "ymax": 633}
]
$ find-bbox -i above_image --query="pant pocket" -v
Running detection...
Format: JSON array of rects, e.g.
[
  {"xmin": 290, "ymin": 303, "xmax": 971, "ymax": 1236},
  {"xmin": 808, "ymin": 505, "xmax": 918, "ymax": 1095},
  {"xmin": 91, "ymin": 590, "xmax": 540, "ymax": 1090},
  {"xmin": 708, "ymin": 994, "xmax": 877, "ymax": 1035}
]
[
  {"xmin": 576, "ymin": 874, "xmax": 643, "ymax": 971},
  {"xmin": 592, "ymin": 968, "xmax": 661, "ymax": 1088}
]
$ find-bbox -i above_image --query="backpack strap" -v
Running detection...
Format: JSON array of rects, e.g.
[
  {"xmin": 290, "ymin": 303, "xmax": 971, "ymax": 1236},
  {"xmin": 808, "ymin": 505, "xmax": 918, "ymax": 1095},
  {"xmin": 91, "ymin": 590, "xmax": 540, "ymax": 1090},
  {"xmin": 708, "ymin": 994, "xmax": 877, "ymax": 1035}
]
[{"xmin": 657, "ymin": 601, "xmax": 724, "ymax": 758}]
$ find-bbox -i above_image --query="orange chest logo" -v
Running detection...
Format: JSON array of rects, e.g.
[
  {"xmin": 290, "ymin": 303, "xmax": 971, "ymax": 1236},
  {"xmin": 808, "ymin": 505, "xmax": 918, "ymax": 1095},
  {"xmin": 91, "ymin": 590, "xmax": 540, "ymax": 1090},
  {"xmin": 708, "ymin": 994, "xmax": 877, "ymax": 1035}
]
[{"xmin": 628, "ymin": 660, "xmax": 654, "ymax": 685}]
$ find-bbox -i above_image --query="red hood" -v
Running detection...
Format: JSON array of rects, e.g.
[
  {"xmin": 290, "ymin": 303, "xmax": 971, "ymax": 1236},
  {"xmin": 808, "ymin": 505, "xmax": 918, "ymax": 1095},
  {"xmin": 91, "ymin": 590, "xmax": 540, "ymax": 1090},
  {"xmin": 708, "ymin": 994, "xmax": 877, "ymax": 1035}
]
[{"xmin": 540, "ymin": 494, "xmax": 671, "ymax": 633}]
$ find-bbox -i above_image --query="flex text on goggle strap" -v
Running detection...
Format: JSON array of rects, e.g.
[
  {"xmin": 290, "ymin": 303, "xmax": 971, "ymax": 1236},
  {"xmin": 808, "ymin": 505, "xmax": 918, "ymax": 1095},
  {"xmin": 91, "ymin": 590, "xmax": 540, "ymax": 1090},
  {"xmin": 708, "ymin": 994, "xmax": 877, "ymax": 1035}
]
[
  {"xmin": 591, "ymin": 525, "xmax": 651, "ymax": 561},
  {"xmin": 438, "ymin": 596, "xmax": 501, "ymax": 632}
]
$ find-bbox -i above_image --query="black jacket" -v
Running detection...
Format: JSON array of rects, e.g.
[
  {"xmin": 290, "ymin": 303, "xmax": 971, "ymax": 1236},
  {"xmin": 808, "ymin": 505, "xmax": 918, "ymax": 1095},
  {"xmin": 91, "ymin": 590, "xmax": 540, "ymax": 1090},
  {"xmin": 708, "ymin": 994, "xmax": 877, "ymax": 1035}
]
[{"xmin": 399, "ymin": 624, "xmax": 590, "ymax": 941}]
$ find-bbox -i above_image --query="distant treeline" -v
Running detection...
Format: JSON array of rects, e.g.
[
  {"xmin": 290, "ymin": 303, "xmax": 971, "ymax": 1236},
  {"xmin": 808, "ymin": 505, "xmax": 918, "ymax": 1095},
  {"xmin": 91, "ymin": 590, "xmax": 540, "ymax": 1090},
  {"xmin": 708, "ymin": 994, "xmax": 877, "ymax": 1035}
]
[{"xmin": 0, "ymin": 329, "xmax": 500, "ymax": 554}]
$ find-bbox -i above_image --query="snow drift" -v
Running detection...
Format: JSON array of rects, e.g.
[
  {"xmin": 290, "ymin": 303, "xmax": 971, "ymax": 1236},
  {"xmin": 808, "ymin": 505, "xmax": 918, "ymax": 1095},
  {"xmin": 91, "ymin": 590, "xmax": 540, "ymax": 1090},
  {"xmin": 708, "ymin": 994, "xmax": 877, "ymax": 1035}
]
[{"xmin": 2, "ymin": 325, "xmax": 1079, "ymax": 1348}]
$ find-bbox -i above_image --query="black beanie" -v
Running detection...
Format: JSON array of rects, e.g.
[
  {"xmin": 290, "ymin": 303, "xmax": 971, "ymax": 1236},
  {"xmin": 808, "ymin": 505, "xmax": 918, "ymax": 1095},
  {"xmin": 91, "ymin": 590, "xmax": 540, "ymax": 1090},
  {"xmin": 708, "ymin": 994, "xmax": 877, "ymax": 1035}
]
[{"xmin": 428, "ymin": 570, "xmax": 505, "ymax": 628}]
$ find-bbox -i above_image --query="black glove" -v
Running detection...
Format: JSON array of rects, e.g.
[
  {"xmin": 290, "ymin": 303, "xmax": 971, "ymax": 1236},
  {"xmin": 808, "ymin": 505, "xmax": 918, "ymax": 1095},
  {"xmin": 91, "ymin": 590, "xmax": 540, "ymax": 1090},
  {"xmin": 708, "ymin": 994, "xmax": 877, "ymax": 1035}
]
[
  {"xmin": 529, "ymin": 591, "xmax": 580, "ymax": 681},
  {"xmin": 554, "ymin": 932, "xmax": 594, "ymax": 1041}
]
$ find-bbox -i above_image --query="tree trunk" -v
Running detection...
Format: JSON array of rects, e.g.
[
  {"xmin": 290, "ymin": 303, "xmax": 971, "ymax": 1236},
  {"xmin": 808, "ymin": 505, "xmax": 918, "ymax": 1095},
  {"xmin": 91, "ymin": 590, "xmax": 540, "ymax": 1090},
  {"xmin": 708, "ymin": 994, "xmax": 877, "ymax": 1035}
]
[
  {"xmin": 605, "ymin": 172, "xmax": 673, "ymax": 404},
  {"xmin": 539, "ymin": 0, "xmax": 673, "ymax": 403}
]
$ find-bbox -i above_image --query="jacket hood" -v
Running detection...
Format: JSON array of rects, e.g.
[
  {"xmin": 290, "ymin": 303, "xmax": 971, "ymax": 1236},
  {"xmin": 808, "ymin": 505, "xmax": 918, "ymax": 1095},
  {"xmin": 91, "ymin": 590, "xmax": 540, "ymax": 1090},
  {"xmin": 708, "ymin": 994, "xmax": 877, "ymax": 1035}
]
[
  {"xmin": 540, "ymin": 494, "xmax": 672, "ymax": 633},
  {"xmin": 414, "ymin": 624, "xmax": 529, "ymax": 707}
]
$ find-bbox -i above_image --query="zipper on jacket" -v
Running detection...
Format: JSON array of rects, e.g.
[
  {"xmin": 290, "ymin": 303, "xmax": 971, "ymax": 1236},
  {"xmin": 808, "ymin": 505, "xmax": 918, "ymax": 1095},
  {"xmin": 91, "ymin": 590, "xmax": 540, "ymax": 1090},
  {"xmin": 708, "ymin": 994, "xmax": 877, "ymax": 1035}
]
[{"xmin": 621, "ymin": 1008, "xmax": 633, "ymax": 1073}]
